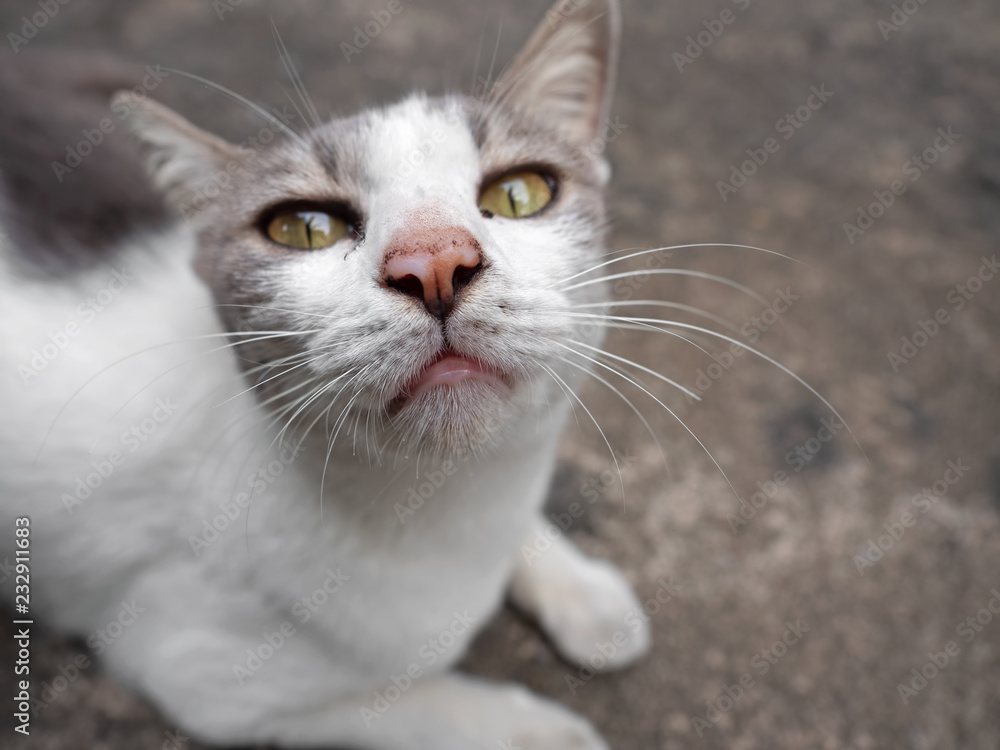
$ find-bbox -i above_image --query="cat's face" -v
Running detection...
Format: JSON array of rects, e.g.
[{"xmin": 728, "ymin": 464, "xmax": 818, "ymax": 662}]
[{"xmin": 125, "ymin": 0, "xmax": 620, "ymax": 457}]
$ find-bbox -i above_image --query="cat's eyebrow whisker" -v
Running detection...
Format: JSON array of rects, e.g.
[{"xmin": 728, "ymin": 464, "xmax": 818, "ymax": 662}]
[
  {"xmin": 162, "ymin": 68, "xmax": 307, "ymax": 145},
  {"xmin": 538, "ymin": 362, "xmax": 625, "ymax": 508},
  {"xmin": 559, "ymin": 243, "xmax": 804, "ymax": 285},
  {"xmin": 553, "ymin": 352, "xmax": 671, "ymax": 483},
  {"xmin": 270, "ymin": 18, "xmax": 323, "ymax": 128},
  {"xmin": 568, "ymin": 300, "xmax": 740, "ymax": 333},
  {"xmin": 559, "ymin": 269, "xmax": 769, "ymax": 307},
  {"xmin": 556, "ymin": 341, "xmax": 744, "ymax": 504}
]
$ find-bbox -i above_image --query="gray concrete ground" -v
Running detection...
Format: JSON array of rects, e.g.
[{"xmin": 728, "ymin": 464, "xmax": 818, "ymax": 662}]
[{"xmin": 1, "ymin": 0, "xmax": 998, "ymax": 748}]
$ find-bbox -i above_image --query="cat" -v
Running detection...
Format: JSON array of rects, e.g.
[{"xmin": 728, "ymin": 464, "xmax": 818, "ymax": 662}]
[{"xmin": 0, "ymin": 0, "xmax": 651, "ymax": 747}]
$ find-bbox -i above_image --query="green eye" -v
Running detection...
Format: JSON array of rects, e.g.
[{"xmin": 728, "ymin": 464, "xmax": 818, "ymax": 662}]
[
  {"xmin": 266, "ymin": 210, "xmax": 349, "ymax": 249},
  {"xmin": 479, "ymin": 172, "xmax": 554, "ymax": 219}
]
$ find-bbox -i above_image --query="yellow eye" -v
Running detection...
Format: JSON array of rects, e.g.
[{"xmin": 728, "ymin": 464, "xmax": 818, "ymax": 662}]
[
  {"xmin": 266, "ymin": 210, "xmax": 349, "ymax": 249},
  {"xmin": 479, "ymin": 172, "xmax": 554, "ymax": 219}
]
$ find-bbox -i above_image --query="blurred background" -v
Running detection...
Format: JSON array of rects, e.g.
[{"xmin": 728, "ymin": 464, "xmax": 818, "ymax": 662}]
[{"xmin": 1, "ymin": 0, "xmax": 998, "ymax": 748}]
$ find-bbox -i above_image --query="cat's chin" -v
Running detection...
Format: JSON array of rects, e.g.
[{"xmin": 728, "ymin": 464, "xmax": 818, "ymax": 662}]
[{"xmin": 386, "ymin": 376, "xmax": 516, "ymax": 458}]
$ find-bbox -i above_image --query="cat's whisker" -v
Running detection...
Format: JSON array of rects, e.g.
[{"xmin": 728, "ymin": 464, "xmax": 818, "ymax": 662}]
[
  {"xmin": 585, "ymin": 314, "xmax": 868, "ymax": 463},
  {"xmin": 187, "ymin": 372, "xmax": 323, "ymax": 493},
  {"xmin": 213, "ymin": 355, "xmax": 320, "ymax": 408},
  {"xmin": 538, "ymin": 359, "xmax": 581, "ymax": 429},
  {"xmin": 197, "ymin": 380, "xmax": 320, "ymax": 503},
  {"xmin": 538, "ymin": 362, "xmax": 625, "ymax": 508},
  {"xmin": 553, "ymin": 352, "xmax": 671, "ymax": 483},
  {"xmin": 568, "ymin": 299, "xmax": 739, "ymax": 333},
  {"xmin": 212, "ymin": 303, "xmax": 344, "ymax": 322},
  {"xmin": 537, "ymin": 309, "xmax": 717, "ymax": 358},
  {"xmin": 161, "ymin": 349, "xmax": 321, "ymax": 464},
  {"xmin": 319, "ymin": 380, "xmax": 372, "ymax": 526},
  {"xmin": 554, "ymin": 338, "xmax": 700, "ymax": 402},
  {"xmin": 162, "ymin": 67, "xmax": 307, "ymax": 145},
  {"xmin": 34, "ymin": 330, "xmax": 320, "ymax": 463},
  {"xmin": 278, "ymin": 367, "xmax": 367, "ymax": 455},
  {"xmin": 559, "ymin": 269, "xmax": 769, "ymax": 307},
  {"xmin": 104, "ymin": 331, "xmax": 320, "ymax": 424},
  {"xmin": 559, "ymin": 243, "xmax": 804, "ymax": 285},
  {"xmin": 555, "ymin": 340, "xmax": 744, "ymax": 503},
  {"xmin": 270, "ymin": 18, "xmax": 323, "ymax": 128},
  {"xmin": 231, "ymin": 365, "xmax": 370, "ymax": 536}
]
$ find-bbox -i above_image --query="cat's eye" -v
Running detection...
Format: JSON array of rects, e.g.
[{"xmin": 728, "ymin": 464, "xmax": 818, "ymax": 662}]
[
  {"xmin": 266, "ymin": 210, "xmax": 351, "ymax": 250},
  {"xmin": 479, "ymin": 172, "xmax": 554, "ymax": 219}
]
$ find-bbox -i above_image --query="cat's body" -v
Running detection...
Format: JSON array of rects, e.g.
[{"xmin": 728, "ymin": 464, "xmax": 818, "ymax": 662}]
[{"xmin": 0, "ymin": 2, "xmax": 648, "ymax": 747}]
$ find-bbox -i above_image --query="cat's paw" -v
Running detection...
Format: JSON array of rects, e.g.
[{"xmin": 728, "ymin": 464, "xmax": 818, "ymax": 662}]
[{"xmin": 533, "ymin": 557, "xmax": 650, "ymax": 672}]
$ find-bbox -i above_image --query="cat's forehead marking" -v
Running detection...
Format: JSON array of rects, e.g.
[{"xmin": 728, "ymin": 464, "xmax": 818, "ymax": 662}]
[{"xmin": 364, "ymin": 95, "xmax": 480, "ymax": 193}]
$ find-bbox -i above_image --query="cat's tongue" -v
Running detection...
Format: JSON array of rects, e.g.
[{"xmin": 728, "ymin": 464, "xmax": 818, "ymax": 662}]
[{"xmin": 409, "ymin": 353, "xmax": 500, "ymax": 397}]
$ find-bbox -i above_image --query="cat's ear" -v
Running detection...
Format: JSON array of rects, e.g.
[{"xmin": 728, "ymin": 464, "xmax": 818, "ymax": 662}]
[
  {"xmin": 113, "ymin": 92, "xmax": 239, "ymax": 215},
  {"xmin": 490, "ymin": 0, "xmax": 620, "ymax": 144}
]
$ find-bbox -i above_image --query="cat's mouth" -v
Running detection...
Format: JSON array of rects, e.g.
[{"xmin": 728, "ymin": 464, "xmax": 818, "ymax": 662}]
[{"xmin": 388, "ymin": 349, "xmax": 510, "ymax": 411}]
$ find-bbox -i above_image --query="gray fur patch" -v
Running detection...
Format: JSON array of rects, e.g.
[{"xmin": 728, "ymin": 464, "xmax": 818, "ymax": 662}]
[{"xmin": 0, "ymin": 51, "xmax": 170, "ymax": 276}]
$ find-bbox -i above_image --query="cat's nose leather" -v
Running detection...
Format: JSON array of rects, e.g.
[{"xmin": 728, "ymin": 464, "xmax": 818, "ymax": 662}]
[{"xmin": 382, "ymin": 227, "xmax": 483, "ymax": 319}]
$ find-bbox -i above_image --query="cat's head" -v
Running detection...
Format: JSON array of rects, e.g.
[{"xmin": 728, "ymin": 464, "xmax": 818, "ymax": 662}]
[{"xmin": 121, "ymin": 0, "xmax": 620, "ymax": 458}]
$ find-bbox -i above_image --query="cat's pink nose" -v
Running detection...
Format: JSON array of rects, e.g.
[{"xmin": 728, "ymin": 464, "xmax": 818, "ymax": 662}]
[{"xmin": 382, "ymin": 226, "xmax": 484, "ymax": 319}]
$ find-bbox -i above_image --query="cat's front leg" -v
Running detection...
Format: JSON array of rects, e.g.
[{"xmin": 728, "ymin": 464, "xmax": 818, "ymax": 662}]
[
  {"xmin": 509, "ymin": 515, "xmax": 650, "ymax": 671},
  {"xmin": 261, "ymin": 672, "xmax": 608, "ymax": 750}
]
